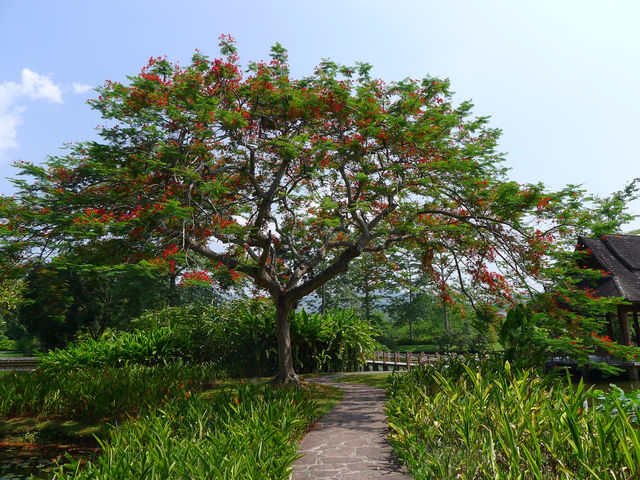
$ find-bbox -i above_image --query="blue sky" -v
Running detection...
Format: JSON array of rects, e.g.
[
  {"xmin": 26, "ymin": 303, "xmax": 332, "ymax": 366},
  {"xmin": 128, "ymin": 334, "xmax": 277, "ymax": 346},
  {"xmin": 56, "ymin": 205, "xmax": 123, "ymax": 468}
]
[{"xmin": 2, "ymin": 0, "xmax": 639, "ymax": 225}]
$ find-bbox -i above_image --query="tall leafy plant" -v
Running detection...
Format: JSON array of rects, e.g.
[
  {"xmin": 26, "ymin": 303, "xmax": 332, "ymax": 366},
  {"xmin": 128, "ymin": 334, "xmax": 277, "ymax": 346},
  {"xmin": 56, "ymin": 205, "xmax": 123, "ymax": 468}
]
[
  {"xmin": 387, "ymin": 359, "xmax": 640, "ymax": 479},
  {"xmin": 128, "ymin": 300, "xmax": 378, "ymax": 376},
  {"xmin": 496, "ymin": 304, "xmax": 548, "ymax": 368}
]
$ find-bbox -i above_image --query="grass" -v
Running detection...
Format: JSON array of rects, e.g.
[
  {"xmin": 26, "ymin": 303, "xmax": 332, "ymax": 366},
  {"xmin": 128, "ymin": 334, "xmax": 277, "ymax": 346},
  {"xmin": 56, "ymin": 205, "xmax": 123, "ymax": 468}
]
[
  {"xmin": 0, "ymin": 362, "xmax": 228, "ymax": 443},
  {"xmin": 1, "ymin": 417, "xmax": 105, "ymax": 445},
  {"xmin": 333, "ymin": 373, "xmax": 392, "ymax": 388},
  {"xmin": 0, "ymin": 367, "xmax": 343, "ymax": 438},
  {"xmin": 0, "ymin": 351, "xmax": 30, "ymax": 357},
  {"xmin": 392, "ymin": 344, "xmax": 438, "ymax": 353},
  {"xmin": 312, "ymin": 382, "xmax": 344, "ymax": 415}
]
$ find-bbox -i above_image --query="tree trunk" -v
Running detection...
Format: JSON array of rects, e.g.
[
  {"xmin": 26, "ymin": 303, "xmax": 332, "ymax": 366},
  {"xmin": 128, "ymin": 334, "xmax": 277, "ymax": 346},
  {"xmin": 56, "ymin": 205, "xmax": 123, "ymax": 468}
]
[
  {"xmin": 271, "ymin": 295, "xmax": 301, "ymax": 385},
  {"xmin": 168, "ymin": 274, "xmax": 177, "ymax": 307},
  {"xmin": 96, "ymin": 283, "xmax": 111, "ymax": 337},
  {"xmin": 443, "ymin": 303, "xmax": 450, "ymax": 332},
  {"xmin": 408, "ymin": 289, "xmax": 413, "ymax": 342},
  {"xmin": 320, "ymin": 284, "xmax": 326, "ymax": 315},
  {"xmin": 364, "ymin": 278, "xmax": 371, "ymax": 323}
]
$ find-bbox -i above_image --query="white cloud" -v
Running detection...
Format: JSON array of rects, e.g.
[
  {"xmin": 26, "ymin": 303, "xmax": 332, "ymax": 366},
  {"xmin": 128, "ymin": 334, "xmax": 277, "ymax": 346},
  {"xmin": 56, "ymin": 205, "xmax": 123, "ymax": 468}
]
[
  {"xmin": 20, "ymin": 68, "xmax": 63, "ymax": 103},
  {"xmin": 72, "ymin": 82, "xmax": 92, "ymax": 94},
  {"xmin": 0, "ymin": 107, "xmax": 24, "ymax": 151},
  {"xmin": 0, "ymin": 68, "xmax": 63, "ymax": 160}
]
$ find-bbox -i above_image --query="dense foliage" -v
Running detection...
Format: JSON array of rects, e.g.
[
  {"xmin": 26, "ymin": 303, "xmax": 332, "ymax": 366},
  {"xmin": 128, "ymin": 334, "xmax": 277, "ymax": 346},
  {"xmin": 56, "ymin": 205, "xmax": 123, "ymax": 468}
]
[
  {"xmin": 134, "ymin": 300, "xmax": 378, "ymax": 375},
  {"xmin": 13, "ymin": 264, "xmax": 184, "ymax": 350},
  {"xmin": 291, "ymin": 309, "xmax": 379, "ymax": 372},
  {"xmin": 0, "ymin": 277, "xmax": 23, "ymax": 331},
  {"xmin": 387, "ymin": 358, "xmax": 640, "ymax": 479},
  {"xmin": 37, "ymin": 299, "xmax": 379, "ymax": 376},
  {"xmin": 36, "ymin": 327, "xmax": 190, "ymax": 373}
]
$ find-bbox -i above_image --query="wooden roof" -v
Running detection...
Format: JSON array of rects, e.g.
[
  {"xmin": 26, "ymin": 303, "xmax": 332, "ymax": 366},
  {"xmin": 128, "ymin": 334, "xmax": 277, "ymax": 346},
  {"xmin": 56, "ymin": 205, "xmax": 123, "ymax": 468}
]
[{"xmin": 578, "ymin": 235, "xmax": 640, "ymax": 303}]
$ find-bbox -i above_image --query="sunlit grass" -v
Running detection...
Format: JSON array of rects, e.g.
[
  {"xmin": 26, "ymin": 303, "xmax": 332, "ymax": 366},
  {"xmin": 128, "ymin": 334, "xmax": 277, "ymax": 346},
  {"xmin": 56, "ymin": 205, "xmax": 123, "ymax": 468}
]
[
  {"xmin": 0, "ymin": 351, "xmax": 30, "ymax": 357},
  {"xmin": 392, "ymin": 344, "xmax": 438, "ymax": 353},
  {"xmin": 333, "ymin": 373, "xmax": 391, "ymax": 388},
  {"xmin": 312, "ymin": 382, "xmax": 343, "ymax": 416}
]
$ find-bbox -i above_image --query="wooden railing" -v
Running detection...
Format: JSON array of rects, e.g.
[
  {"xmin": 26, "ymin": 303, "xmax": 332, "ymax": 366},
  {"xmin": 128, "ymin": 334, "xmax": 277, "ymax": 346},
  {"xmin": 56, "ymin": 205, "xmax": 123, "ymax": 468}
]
[
  {"xmin": 0, "ymin": 356, "xmax": 39, "ymax": 371},
  {"xmin": 365, "ymin": 351, "xmax": 440, "ymax": 371}
]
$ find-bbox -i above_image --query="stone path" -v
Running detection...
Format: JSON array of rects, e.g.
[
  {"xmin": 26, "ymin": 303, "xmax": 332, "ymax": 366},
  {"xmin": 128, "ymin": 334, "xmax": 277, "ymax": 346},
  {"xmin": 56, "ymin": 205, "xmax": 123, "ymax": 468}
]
[{"xmin": 292, "ymin": 375, "xmax": 411, "ymax": 480}]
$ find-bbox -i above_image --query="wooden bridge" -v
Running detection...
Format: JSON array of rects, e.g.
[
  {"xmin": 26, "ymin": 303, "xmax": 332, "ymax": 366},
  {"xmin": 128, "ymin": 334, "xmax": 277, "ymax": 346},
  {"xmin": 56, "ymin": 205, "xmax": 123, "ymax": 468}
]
[
  {"xmin": 0, "ymin": 356, "xmax": 39, "ymax": 371},
  {"xmin": 365, "ymin": 351, "xmax": 441, "ymax": 371}
]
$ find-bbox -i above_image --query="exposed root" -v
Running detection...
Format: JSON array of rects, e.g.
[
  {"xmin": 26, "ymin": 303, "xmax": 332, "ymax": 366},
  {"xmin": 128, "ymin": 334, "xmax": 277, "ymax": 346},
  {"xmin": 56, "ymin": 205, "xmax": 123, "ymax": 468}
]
[{"xmin": 270, "ymin": 371, "xmax": 304, "ymax": 387}]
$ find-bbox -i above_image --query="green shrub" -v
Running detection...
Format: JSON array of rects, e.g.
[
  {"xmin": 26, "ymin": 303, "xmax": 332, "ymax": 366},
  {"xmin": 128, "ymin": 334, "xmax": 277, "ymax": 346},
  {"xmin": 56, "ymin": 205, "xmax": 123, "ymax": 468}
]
[
  {"xmin": 132, "ymin": 299, "xmax": 379, "ymax": 376},
  {"xmin": 3, "ymin": 334, "xmax": 41, "ymax": 353},
  {"xmin": 292, "ymin": 309, "xmax": 379, "ymax": 372},
  {"xmin": 55, "ymin": 383, "xmax": 322, "ymax": 479},
  {"xmin": 130, "ymin": 300, "xmax": 277, "ymax": 376},
  {"xmin": 0, "ymin": 336, "xmax": 17, "ymax": 351},
  {"xmin": 200, "ymin": 299, "xmax": 278, "ymax": 376},
  {"xmin": 36, "ymin": 299, "xmax": 379, "ymax": 377},
  {"xmin": 386, "ymin": 359, "xmax": 640, "ymax": 479},
  {"xmin": 37, "ymin": 327, "xmax": 191, "ymax": 373}
]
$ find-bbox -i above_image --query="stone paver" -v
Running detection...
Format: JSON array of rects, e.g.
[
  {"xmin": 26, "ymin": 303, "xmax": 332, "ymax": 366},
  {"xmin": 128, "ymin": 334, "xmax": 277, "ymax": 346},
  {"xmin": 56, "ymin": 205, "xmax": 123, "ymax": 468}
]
[{"xmin": 292, "ymin": 375, "xmax": 411, "ymax": 480}]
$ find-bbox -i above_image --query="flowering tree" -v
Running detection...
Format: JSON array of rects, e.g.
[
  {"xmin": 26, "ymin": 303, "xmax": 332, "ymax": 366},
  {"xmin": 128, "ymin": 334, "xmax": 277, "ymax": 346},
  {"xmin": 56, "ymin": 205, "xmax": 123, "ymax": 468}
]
[{"xmin": 2, "ymin": 37, "xmax": 589, "ymax": 382}]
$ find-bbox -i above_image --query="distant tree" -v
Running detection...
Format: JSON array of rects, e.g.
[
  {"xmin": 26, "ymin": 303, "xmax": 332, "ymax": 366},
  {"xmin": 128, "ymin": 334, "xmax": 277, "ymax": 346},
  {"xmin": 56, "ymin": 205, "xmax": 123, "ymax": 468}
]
[
  {"xmin": 1, "ymin": 37, "xmax": 591, "ymax": 382},
  {"xmin": 382, "ymin": 247, "xmax": 464, "ymax": 342},
  {"xmin": 585, "ymin": 179, "xmax": 640, "ymax": 238},
  {"xmin": 15, "ymin": 260, "xmax": 173, "ymax": 349},
  {"xmin": 383, "ymin": 248, "xmax": 428, "ymax": 341},
  {"xmin": 311, "ymin": 252, "xmax": 385, "ymax": 322},
  {"xmin": 0, "ymin": 278, "xmax": 24, "ymax": 335}
]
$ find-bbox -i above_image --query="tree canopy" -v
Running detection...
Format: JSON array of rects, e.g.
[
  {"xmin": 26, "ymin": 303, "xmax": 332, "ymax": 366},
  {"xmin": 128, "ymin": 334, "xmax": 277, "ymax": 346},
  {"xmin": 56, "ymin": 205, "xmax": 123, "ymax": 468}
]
[{"xmin": 2, "ymin": 36, "xmax": 627, "ymax": 381}]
